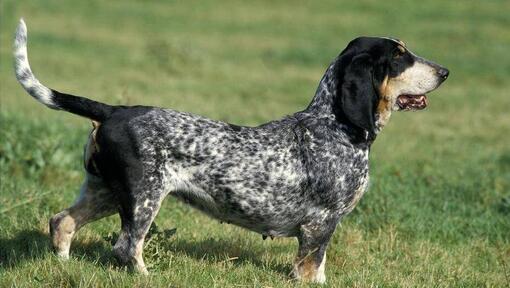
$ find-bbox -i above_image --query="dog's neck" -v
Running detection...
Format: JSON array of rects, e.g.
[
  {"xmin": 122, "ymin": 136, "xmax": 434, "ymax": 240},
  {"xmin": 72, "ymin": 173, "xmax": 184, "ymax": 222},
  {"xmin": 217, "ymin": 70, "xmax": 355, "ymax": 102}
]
[
  {"xmin": 305, "ymin": 62, "xmax": 338, "ymax": 116},
  {"xmin": 304, "ymin": 62, "xmax": 382, "ymax": 144}
]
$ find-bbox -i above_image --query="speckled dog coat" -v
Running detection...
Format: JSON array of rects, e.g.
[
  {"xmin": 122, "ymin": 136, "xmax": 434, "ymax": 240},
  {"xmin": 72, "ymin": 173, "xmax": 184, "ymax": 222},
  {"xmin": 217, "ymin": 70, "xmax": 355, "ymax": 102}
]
[{"xmin": 14, "ymin": 19, "xmax": 448, "ymax": 283}]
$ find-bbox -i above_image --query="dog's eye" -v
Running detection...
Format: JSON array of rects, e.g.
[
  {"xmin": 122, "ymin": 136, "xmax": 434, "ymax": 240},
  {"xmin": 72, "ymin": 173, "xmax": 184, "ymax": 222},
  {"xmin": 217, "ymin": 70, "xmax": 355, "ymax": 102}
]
[{"xmin": 394, "ymin": 47, "xmax": 405, "ymax": 59}]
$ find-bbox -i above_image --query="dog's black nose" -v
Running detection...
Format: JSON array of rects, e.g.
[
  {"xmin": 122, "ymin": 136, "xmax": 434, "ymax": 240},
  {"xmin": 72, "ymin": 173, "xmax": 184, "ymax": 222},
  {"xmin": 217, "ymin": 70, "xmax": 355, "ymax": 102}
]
[{"xmin": 438, "ymin": 67, "xmax": 449, "ymax": 80}]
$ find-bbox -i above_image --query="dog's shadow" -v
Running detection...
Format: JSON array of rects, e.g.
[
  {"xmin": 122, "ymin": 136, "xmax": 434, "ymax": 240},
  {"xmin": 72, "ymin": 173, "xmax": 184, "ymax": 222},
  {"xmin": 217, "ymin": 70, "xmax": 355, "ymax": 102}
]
[
  {"xmin": 165, "ymin": 236, "xmax": 291, "ymax": 275},
  {"xmin": 0, "ymin": 229, "xmax": 51, "ymax": 269},
  {"xmin": 0, "ymin": 229, "xmax": 115, "ymax": 269},
  {"xmin": 0, "ymin": 228, "xmax": 291, "ymax": 277}
]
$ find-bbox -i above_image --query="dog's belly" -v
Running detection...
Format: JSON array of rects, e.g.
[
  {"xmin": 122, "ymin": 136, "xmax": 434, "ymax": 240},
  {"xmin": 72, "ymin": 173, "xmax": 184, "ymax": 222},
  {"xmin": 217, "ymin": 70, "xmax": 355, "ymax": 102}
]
[
  {"xmin": 163, "ymin": 165, "xmax": 308, "ymax": 237},
  {"xmin": 169, "ymin": 191, "xmax": 305, "ymax": 237},
  {"xmin": 173, "ymin": 194, "xmax": 303, "ymax": 236},
  {"xmin": 160, "ymin": 153, "xmax": 370, "ymax": 238}
]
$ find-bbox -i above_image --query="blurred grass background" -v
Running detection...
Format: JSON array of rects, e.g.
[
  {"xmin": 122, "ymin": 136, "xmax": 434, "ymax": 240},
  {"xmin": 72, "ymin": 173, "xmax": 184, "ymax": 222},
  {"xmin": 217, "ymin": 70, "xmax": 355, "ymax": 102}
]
[{"xmin": 0, "ymin": 0, "xmax": 509, "ymax": 287}]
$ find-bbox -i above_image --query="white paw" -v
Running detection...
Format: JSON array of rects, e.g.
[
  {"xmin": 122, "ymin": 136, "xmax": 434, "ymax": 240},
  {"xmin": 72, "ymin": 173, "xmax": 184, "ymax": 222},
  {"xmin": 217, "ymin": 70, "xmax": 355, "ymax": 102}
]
[{"xmin": 56, "ymin": 250, "xmax": 70, "ymax": 260}]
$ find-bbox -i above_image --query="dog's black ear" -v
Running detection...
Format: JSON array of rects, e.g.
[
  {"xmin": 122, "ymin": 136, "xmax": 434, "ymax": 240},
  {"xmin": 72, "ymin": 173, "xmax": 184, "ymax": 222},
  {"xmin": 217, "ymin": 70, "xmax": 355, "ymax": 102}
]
[{"xmin": 338, "ymin": 53, "xmax": 378, "ymax": 136}]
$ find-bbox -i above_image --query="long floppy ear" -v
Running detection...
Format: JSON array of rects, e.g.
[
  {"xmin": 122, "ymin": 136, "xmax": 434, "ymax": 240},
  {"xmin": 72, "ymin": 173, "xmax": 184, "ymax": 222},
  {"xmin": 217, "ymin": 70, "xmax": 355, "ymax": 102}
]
[{"xmin": 339, "ymin": 53, "xmax": 378, "ymax": 136}]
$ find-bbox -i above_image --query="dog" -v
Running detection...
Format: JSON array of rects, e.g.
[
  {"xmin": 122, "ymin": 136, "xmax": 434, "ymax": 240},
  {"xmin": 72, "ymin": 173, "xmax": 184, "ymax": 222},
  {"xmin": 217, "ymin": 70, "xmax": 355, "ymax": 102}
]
[{"xmin": 14, "ymin": 19, "xmax": 448, "ymax": 283}]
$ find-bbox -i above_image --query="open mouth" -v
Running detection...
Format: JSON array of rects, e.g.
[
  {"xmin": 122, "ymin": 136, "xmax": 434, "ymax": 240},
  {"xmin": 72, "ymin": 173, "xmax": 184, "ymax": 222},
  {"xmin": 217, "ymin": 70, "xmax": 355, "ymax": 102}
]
[{"xmin": 396, "ymin": 94, "xmax": 428, "ymax": 111}]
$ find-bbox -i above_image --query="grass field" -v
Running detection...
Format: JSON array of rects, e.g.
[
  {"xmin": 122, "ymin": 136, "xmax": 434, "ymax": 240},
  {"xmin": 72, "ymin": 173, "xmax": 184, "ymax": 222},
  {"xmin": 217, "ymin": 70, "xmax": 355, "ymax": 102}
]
[{"xmin": 1, "ymin": 0, "xmax": 509, "ymax": 287}]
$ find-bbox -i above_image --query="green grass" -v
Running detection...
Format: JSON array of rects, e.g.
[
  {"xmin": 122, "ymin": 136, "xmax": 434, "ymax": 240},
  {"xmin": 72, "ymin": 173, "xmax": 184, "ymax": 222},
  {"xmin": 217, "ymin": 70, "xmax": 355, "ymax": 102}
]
[{"xmin": 1, "ymin": 0, "xmax": 509, "ymax": 287}]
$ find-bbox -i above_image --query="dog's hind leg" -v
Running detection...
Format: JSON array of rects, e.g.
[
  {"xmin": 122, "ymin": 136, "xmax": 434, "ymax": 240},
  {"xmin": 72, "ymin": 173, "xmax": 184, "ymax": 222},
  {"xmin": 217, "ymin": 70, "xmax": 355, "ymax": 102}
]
[
  {"xmin": 112, "ymin": 184, "xmax": 165, "ymax": 274},
  {"xmin": 49, "ymin": 173, "xmax": 117, "ymax": 259}
]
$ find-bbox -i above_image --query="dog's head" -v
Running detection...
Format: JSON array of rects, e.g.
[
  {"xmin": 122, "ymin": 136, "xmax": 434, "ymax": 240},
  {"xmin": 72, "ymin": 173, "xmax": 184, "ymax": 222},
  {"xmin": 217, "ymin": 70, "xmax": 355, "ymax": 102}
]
[{"xmin": 332, "ymin": 37, "xmax": 449, "ymax": 137}]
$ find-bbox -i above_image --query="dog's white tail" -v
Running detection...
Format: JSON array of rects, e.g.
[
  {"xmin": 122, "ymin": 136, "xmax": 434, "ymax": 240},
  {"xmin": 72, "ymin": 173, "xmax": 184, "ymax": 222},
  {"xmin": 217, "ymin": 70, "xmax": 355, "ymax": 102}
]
[
  {"xmin": 14, "ymin": 19, "xmax": 57, "ymax": 109},
  {"xmin": 13, "ymin": 19, "xmax": 115, "ymax": 121}
]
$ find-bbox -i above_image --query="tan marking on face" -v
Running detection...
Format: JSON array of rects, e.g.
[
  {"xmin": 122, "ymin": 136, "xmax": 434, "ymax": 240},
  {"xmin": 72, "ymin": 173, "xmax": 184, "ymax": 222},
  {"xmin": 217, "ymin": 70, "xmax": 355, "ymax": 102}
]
[
  {"xmin": 383, "ymin": 37, "xmax": 406, "ymax": 48},
  {"xmin": 376, "ymin": 75, "xmax": 394, "ymax": 130},
  {"xmin": 377, "ymin": 75, "xmax": 390, "ymax": 112}
]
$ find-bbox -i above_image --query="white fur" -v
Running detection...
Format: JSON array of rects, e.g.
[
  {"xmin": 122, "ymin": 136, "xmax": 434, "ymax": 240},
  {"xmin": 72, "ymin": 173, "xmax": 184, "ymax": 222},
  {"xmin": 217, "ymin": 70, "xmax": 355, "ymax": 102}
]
[
  {"xmin": 391, "ymin": 61, "xmax": 440, "ymax": 96},
  {"xmin": 316, "ymin": 252, "xmax": 327, "ymax": 284},
  {"xmin": 13, "ymin": 19, "xmax": 56, "ymax": 108}
]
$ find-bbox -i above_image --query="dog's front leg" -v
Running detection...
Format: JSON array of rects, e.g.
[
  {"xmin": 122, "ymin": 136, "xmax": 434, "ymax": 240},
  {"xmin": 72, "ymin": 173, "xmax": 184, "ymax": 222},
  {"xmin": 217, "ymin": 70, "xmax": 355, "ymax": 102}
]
[{"xmin": 292, "ymin": 216, "xmax": 338, "ymax": 284}]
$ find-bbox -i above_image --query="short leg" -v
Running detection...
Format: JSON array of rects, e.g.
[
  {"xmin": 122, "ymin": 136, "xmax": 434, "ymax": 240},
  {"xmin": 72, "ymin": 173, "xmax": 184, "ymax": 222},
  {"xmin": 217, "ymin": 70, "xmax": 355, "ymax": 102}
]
[
  {"xmin": 49, "ymin": 173, "xmax": 117, "ymax": 259},
  {"xmin": 292, "ymin": 217, "xmax": 338, "ymax": 284},
  {"xmin": 293, "ymin": 244, "xmax": 328, "ymax": 283},
  {"xmin": 113, "ymin": 188, "xmax": 165, "ymax": 274}
]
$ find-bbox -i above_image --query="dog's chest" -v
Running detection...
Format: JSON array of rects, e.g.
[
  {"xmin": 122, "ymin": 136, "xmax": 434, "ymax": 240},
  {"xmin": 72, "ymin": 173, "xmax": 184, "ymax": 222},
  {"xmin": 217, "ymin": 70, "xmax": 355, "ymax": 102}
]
[
  {"xmin": 338, "ymin": 149, "xmax": 370, "ymax": 212},
  {"xmin": 341, "ymin": 170, "xmax": 369, "ymax": 214},
  {"xmin": 308, "ymin": 141, "xmax": 370, "ymax": 213}
]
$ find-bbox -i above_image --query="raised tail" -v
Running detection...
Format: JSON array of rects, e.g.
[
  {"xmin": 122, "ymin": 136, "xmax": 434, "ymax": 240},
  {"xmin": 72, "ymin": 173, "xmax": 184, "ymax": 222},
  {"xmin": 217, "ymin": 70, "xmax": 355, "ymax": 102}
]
[{"xmin": 13, "ymin": 19, "xmax": 115, "ymax": 121}]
